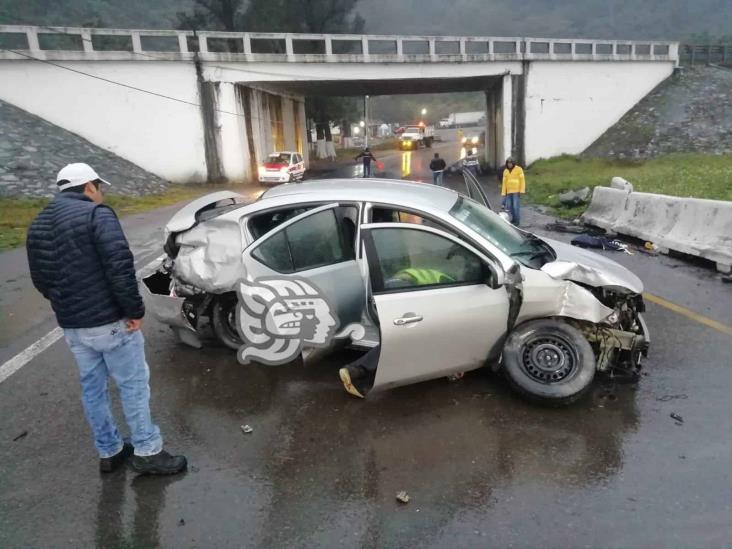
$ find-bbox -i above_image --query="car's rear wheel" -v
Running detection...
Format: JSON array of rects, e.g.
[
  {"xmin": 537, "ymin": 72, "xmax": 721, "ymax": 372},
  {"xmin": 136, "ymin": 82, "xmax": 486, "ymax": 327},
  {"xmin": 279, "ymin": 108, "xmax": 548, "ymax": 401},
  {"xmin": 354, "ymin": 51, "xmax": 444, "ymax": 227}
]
[
  {"xmin": 212, "ymin": 293, "xmax": 243, "ymax": 350},
  {"xmin": 502, "ymin": 319, "xmax": 595, "ymax": 405}
]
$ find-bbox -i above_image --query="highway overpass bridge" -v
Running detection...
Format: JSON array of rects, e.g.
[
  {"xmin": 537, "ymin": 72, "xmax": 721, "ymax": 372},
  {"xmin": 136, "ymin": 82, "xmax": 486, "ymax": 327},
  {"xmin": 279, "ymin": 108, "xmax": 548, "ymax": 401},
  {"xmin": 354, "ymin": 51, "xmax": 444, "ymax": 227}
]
[{"xmin": 0, "ymin": 25, "xmax": 679, "ymax": 183}]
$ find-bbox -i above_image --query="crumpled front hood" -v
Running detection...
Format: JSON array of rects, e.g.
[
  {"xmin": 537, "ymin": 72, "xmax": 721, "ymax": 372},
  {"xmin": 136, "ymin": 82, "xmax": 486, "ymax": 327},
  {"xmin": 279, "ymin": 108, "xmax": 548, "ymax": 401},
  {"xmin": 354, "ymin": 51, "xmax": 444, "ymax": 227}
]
[{"xmin": 540, "ymin": 237, "xmax": 644, "ymax": 294}]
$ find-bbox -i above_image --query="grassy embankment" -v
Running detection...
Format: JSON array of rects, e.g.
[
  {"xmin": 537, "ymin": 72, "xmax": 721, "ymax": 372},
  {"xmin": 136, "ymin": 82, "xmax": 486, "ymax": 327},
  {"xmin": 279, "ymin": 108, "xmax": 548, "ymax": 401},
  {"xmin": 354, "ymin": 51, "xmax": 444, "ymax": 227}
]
[
  {"xmin": 526, "ymin": 153, "xmax": 732, "ymax": 218},
  {"xmin": 0, "ymin": 184, "xmax": 226, "ymax": 251}
]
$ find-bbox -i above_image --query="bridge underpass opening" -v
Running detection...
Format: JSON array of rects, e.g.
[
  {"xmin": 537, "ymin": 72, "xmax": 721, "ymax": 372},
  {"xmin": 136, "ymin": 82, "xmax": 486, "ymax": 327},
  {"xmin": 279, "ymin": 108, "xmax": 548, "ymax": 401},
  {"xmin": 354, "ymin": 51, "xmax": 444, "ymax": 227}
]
[{"xmin": 248, "ymin": 73, "xmax": 517, "ymax": 171}]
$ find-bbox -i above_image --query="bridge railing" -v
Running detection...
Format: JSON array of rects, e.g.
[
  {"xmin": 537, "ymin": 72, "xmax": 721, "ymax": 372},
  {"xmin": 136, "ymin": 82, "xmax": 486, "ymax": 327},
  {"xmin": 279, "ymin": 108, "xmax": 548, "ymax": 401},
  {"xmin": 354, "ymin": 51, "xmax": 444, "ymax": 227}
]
[
  {"xmin": 679, "ymin": 44, "xmax": 731, "ymax": 66},
  {"xmin": 0, "ymin": 25, "xmax": 679, "ymax": 63}
]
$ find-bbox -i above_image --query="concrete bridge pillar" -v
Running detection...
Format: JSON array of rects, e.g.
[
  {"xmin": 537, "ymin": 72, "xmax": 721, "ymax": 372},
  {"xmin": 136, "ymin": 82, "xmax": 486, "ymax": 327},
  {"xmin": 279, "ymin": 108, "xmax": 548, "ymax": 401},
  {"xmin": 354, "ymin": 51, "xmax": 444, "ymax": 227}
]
[
  {"xmin": 501, "ymin": 73, "xmax": 513, "ymax": 165},
  {"xmin": 217, "ymin": 82, "xmax": 249, "ymax": 182}
]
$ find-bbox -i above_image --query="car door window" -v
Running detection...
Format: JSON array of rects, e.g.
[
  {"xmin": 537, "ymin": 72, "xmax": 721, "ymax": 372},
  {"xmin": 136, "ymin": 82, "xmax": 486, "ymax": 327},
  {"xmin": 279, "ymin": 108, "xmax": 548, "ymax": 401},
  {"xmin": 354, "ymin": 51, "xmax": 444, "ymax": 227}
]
[
  {"xmin": 288, "ymin": 209, "xmax": 346, "ymax": 270},
  {"xmin": 249, "ymin": 206, "xmax": 314, "ymax": 239},
  {"xmin": 371, "ymin": 207, "xmax": 455, "ymax": 234},
  {"xmin": 369, "ymin": 228, "xmax": 487, "ymax": 292},
  {"xmin": 252, "ymin": 231, "xmax": 293, "ymax": 273},
  {"xmin": 251, "ymin": 208, "xmax": 356, "ymax": 273}
]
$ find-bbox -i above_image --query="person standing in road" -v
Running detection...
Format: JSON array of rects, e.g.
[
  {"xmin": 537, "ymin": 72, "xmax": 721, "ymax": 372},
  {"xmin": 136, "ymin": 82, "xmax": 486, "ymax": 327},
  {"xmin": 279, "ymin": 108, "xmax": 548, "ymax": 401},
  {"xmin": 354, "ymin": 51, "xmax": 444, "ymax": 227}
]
[
  {"xmin": 26, "ymin": 163, "xmax": 187, "ymax": 476},
  {"xmin": 501, "ymin": 157, "xmax": 526, "ymax": 226},
  {"xmin": 355, "ymin": 147, "xmax": 377, "ymax": 178},
  {"xmin": 429, "ymin": 152, "xmax": 447, "ymax": 186}
]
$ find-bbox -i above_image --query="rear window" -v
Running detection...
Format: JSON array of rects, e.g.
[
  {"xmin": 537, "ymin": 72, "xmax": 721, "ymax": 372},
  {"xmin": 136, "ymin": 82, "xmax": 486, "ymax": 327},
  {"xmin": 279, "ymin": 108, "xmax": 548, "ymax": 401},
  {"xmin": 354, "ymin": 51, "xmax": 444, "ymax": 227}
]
[{"xmin": 268, "ymin": 153, "xmax": 291, "ymax": 164}]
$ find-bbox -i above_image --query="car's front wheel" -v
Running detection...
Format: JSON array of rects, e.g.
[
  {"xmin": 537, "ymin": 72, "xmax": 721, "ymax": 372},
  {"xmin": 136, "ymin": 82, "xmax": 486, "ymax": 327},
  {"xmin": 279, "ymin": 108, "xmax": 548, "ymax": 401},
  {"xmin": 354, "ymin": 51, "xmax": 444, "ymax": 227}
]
[
  {"xmin": 211, "ymin": 293, "xmax": 243, "ymax": 350},
  {"xmin": 502, "ymin": 319, "xmax": 595, "ymax": 405}
]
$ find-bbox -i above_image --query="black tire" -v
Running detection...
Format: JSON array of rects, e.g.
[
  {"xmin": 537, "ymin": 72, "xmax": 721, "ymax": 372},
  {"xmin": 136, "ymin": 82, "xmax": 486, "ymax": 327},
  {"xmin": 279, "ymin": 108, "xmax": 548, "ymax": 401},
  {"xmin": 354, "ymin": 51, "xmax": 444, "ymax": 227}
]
[
  {"xmin": 211, "ymin": 293, "xmax": 243, "ymax": 350},
  {"xmin": 502, "ymin": 319, "xmax": 595, "ymax": 405}
]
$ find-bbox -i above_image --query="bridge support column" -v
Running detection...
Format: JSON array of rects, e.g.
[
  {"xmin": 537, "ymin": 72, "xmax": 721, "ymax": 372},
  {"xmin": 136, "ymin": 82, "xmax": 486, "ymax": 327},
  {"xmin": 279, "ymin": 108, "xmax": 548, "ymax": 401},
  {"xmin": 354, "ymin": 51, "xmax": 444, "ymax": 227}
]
[
  {"xmin": 218, "ymin": 82, "xmax": 249, "ymax": 182},
  {"xmin": 501, "ymin": 73, "xmax": 513, "ymax": 165}
]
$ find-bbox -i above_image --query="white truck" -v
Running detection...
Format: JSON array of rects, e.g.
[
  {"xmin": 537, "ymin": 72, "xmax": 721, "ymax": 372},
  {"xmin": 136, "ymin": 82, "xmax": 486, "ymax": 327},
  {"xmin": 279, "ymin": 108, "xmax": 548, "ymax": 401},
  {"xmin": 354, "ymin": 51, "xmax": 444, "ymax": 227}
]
[
  {"xmin": 447, "ymin": 111, "xmax": 486, "ymax": 128},
  {"xmin": 398, "ymin": 124, "xmax": 435, "ymax": 150}
]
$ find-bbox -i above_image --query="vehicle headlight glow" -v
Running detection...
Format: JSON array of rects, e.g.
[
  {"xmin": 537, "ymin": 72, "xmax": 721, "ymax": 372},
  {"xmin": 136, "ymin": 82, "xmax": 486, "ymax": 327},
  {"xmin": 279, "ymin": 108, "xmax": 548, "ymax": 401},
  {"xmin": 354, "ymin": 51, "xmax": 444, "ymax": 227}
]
[
  {"xmin": 471, "ymin": 136, "xmax": 479, "ymax": 144},
  {"xmin": 280, "ymin": 166, "xmax": 289, "ymax": 173},
  {"xmin": 258, "ymin": 166, "xmax": 265, "ymax": 175},
  {"xmin": 461, "ymin": 137, "xmax": 467, "ymax": 144}
]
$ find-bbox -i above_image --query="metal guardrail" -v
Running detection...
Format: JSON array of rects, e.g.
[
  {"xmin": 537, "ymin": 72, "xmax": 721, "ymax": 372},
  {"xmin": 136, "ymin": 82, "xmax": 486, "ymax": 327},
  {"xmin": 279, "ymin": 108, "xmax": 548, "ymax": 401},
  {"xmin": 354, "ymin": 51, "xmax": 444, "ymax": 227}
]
[
  {"xmin": 679, "ymin": 44, "xmax": 731, "ymax": 66},
  {"xmin": 0, "ymin": 25, "xmax": 679, "ymax": 63}
]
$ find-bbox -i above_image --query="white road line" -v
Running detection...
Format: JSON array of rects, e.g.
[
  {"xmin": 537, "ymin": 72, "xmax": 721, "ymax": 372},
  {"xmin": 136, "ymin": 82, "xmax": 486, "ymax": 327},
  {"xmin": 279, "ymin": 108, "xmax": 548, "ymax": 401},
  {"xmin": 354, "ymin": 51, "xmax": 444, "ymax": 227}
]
[
  {"xmin": 0, "ymin": 327, "xmax": 64, "ymax": 384},
  {"xmin": 0, "ymin": 254, "xmax": 164, "ymax": 386}
]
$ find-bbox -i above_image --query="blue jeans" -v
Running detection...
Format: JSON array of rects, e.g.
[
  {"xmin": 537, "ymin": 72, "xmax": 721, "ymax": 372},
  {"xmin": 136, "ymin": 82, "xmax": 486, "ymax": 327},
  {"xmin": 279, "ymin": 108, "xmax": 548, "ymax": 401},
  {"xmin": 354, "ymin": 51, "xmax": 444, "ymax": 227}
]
[
  {"xmin": 64, "ymin": 320, "xmax": 162, "ymax": 458},
  {"xmin": 504, "ymin": 193, "xmax": 521, "ymax": 226},
  {"xmin": 432, "ymin": 171, "xmax": 444, "ymax": 186},
  {"xmin": 363, "ymin": 163, "xmax": 372, "ymax": 177}
]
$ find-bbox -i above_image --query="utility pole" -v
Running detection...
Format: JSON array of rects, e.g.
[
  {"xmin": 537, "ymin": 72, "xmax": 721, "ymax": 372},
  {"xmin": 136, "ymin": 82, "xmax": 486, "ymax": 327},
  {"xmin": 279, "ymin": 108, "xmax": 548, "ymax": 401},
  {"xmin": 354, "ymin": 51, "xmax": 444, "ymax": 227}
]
[{"xmin": 364, "ymin": 95, "xmax": 369, "ymax": 148}]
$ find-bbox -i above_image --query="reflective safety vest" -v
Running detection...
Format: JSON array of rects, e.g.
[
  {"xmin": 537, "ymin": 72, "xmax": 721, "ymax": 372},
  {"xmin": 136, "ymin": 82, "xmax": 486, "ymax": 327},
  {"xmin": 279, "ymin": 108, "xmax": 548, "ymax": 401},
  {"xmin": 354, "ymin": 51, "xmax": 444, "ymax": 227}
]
[{"xmin": 398, "ymin": 268, "xmax": 455, "ymax": 285}]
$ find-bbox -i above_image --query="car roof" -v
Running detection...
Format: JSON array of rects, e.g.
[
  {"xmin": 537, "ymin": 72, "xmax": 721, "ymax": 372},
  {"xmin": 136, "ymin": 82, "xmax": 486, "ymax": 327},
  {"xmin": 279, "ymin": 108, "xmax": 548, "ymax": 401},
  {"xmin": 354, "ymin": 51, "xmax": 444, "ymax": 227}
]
[
  {"xmin": 269, "ymin": 151, "xmax": 298, "ymax": 155},
  {"xmin": 259, "ymin": 178, "xmax": 459, "ymax": 212}
]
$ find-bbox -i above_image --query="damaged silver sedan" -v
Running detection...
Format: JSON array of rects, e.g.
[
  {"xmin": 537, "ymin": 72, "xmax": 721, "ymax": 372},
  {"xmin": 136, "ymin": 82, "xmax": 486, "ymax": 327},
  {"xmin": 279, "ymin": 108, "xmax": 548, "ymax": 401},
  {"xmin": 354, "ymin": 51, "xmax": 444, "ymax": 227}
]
[{"xmin": 142, "ymin": 179, "xmax": 649, "ymax": 405}]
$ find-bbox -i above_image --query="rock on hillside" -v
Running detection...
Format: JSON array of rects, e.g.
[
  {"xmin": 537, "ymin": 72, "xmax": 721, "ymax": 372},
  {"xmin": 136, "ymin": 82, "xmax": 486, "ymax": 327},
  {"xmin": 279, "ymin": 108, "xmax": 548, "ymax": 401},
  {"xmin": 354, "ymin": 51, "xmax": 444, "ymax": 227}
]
[
  {"xmin": 583, "ymin": 66, "xmax": 732, "ymax": 159},
  {"xmin": 0, "ymin": 100, "xmax": 169, "ymax": 198}
]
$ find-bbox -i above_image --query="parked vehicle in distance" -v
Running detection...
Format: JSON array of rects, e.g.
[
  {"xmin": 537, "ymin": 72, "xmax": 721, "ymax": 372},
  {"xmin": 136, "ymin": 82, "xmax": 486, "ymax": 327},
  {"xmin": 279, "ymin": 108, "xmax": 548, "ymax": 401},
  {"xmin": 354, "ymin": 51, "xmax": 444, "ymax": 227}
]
[
  {"xmin": 447, "ymin": 111, "xmax": 486, "ymax": 128},
  {"xmin": 143, "ymin": 179, "xmax": 649, "ymax": 406},
  {"xmin": 258, "ymin": 151, "xmax": 305, "ymax": 184},
  {"xmin": 438, "ymin": 118, "xmax": 451, "ymax": 128},
  {"xmin": 398, "ymin": 124, "xmax": 435, "ymax": 149}
]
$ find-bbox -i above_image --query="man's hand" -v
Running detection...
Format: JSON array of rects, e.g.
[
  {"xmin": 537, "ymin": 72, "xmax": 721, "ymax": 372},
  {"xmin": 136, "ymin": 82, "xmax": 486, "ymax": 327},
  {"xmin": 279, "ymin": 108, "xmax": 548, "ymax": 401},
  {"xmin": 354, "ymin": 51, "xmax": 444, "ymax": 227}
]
[{"xmin": 126, "ymin": 318, "xmax": 143, "ymax": 332}]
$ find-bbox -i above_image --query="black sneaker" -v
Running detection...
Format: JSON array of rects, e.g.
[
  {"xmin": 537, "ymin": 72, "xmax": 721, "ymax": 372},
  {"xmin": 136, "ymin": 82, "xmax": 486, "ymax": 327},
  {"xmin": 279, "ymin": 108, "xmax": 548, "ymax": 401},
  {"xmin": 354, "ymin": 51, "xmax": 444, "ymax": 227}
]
[
  {"xmin": 100, "ymin": 442, "xmax": 134, "ymax": 473},
  {"xmin": 129, "ymin": 450, "xmax": 187, "ymax": 476}
]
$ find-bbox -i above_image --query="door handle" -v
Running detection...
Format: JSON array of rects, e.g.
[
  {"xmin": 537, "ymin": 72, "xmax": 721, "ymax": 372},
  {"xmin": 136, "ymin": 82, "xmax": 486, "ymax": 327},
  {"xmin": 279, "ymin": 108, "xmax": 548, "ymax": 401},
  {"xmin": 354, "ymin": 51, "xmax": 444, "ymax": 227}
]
[{"xmin": 393, "ymin": 314, "xmax": 423, "ymax": 326}]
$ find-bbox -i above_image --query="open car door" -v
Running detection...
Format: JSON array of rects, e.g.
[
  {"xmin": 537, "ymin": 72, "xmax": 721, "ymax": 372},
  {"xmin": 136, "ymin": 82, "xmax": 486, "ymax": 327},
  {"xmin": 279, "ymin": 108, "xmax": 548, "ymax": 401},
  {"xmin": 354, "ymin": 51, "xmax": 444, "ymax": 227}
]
[
  {"xmin": 361, "ymin": 222, "xmax": 510, "ymax": 391},
  {"xmin": 463, "ymin": 168, "xmax": 493, "ymax": 210}
]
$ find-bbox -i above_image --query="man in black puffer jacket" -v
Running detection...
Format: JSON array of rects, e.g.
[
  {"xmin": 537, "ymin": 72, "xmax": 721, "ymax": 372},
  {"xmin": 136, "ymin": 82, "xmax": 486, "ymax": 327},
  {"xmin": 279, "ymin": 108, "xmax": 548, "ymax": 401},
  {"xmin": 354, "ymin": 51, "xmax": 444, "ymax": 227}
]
[{"xmin": 27, "ymin": 163, "xmax": 186, "ymax": 476}]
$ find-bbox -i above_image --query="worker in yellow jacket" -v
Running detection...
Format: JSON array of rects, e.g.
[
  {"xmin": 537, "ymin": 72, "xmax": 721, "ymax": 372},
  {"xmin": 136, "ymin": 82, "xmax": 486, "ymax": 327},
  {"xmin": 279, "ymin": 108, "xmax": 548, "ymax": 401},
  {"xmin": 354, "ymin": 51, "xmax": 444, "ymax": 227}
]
[{"xmin": 501, "ymin": 157, "xmax": 525, "ymax": 226}]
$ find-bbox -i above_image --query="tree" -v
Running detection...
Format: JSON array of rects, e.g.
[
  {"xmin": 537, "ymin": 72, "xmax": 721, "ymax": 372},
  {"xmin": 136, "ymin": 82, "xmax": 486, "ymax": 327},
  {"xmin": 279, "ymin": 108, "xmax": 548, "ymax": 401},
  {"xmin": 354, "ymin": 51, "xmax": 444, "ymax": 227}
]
[
  {"xmin": 243, "ymin": 0, "xmax": 364, "ymax": 34},
  {"xmin": 175, "ymin": 0, "xmax": 246, "ymax": 32}
]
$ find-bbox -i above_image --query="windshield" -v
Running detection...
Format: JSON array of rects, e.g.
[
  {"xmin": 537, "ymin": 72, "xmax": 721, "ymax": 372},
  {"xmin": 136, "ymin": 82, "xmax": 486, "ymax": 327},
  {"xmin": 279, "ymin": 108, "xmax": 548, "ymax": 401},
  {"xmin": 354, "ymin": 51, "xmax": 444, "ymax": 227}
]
[
  {"xmin": 267, "ymin": 153, "xmax": 290, "ymax": 164},
  {"xmin": 449, "ymin": 197, "xmax": 555, "ymax": 267},
  {"xmin": 404, "ymin": 126, "xmax": 422, "ymax": 133}
]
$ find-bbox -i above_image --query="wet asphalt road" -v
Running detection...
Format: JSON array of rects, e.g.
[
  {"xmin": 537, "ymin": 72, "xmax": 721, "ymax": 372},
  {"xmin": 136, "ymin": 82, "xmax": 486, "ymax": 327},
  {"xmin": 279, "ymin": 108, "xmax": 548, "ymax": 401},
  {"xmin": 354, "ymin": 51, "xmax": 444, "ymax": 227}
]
[{"xmin": 1, "ymin": 134, "xmax": 732, "ymax": 548}]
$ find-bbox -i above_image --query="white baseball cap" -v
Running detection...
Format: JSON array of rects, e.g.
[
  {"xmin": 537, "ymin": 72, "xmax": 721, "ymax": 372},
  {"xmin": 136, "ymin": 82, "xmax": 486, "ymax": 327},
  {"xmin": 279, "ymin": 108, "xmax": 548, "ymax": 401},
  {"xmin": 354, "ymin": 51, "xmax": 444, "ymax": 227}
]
[{"xmin": 56, "ymin": 163, "xmax": 111, "ymax": 191}]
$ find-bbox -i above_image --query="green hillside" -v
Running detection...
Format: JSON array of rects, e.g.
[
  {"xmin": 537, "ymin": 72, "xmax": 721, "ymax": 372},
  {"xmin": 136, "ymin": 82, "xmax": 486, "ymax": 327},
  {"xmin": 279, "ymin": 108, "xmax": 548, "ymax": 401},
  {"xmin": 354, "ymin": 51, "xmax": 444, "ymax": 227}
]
[{"xmin": 1, "ymin": 0, "xmax": 729, "ymax": 41}]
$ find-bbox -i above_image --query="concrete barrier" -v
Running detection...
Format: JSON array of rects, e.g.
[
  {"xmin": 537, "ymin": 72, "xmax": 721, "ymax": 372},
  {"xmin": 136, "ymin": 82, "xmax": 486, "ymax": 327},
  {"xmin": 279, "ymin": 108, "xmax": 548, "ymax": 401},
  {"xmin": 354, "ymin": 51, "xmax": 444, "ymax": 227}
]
[
  {"xmin": 661, "ymin": 198, "xmax": 732, "ymax": 273},
  {"xmin": 581, "ymin": 187, "xmax": 732, "ymax": 273},
  {"xmin": 580, "ymin": 186, "xmax": 630, "ymax": 230}
]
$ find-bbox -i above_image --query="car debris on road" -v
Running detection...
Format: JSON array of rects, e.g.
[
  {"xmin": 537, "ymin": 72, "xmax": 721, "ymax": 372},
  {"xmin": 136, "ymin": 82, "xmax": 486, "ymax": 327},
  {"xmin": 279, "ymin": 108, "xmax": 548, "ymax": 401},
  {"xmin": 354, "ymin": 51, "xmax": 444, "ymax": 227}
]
[
  {"xmin": 240, "ymin": 424, "xmax": 254, "ymax": 434},
  {"xmin": 396, "ymin": 491, "xmax": 410, "ymax": 504}
]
